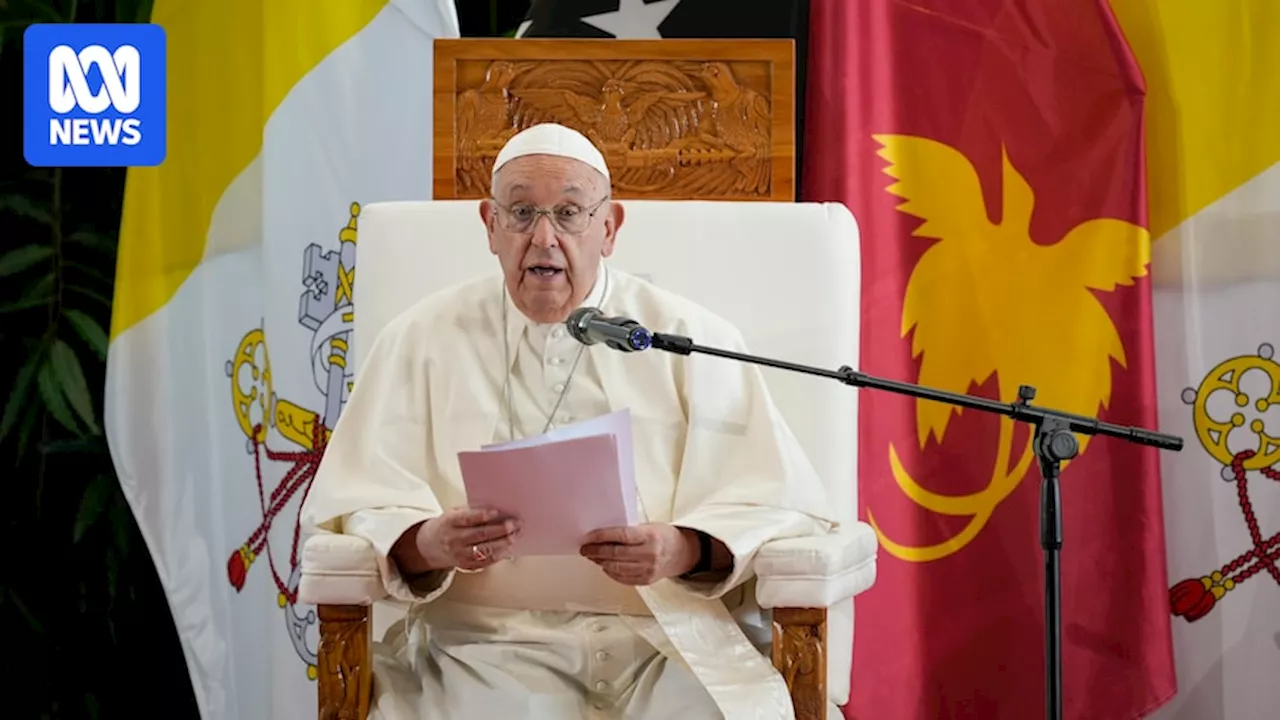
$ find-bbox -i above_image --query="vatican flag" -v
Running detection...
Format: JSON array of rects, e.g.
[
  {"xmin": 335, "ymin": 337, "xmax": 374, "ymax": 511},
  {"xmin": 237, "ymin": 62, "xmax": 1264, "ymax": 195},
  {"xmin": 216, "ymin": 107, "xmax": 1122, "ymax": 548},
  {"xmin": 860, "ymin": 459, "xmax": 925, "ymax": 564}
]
[
  {"xmin": 103, "ymin": 1, "xmax": 460, "ymax": 717},
  {"xmin": 1111, "ymin": 2, "xmax": 1280, "ymax": 717}
]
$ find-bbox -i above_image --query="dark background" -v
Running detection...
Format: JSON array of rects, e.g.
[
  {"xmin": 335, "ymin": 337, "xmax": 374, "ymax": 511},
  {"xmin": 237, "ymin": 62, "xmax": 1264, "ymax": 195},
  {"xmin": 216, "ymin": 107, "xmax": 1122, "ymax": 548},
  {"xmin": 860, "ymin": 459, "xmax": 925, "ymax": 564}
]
[{"xmin": 0, "ymin": 3, "xmax": 532, "ymax": 717}]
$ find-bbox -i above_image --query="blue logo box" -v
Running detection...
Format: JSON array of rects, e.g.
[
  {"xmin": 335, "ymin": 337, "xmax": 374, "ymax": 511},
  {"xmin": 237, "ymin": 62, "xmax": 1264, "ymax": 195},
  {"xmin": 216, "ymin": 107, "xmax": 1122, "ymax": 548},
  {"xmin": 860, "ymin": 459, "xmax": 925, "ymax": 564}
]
[{"xmin": 23, "ymin": 23, "xmax": 167, "ymax": 167}]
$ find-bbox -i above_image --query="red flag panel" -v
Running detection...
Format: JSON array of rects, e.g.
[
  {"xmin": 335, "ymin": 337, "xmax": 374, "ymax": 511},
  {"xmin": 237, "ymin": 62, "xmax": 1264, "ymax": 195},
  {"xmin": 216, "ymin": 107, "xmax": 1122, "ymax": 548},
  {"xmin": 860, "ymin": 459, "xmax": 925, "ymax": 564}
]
[{"xmin": 801, "ymin": 1, "xmax": 1176, "ymax": 718}]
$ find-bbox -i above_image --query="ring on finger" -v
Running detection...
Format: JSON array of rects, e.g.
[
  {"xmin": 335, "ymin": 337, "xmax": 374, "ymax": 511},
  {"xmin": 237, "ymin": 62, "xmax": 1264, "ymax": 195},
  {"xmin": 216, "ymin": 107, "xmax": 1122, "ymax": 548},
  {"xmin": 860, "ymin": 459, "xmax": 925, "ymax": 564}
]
[{"xmin": 471, "ymin": 544, "xmax": 488, "ymax": 562}]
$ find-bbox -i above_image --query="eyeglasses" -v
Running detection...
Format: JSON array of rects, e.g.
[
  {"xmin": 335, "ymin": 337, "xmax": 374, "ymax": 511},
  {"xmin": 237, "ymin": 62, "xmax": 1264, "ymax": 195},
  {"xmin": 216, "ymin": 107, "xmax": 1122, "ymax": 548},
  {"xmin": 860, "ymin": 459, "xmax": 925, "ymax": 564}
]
[{"xmin": 491, "ymin": 196, "xmax": 610, "ymax": 235}]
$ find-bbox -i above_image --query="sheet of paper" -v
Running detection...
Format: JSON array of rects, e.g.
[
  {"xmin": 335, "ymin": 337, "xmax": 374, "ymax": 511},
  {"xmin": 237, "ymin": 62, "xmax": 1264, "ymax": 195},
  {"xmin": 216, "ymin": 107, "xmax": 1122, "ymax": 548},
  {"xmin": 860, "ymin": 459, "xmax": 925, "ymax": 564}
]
[
  {"xmin": 458, "ymin": 412, "xmax": 638, "ymax": 556},
  {"xmin": 481, "ymin": 409, "xmax": 637, "ymax": 523}
]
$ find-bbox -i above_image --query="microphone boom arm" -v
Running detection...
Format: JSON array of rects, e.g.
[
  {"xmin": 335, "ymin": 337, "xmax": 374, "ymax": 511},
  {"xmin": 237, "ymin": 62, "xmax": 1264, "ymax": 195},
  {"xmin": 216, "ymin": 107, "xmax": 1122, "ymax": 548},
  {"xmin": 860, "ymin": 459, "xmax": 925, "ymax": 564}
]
[
  {"xmin": 650, "ymin": 332, "xmax": 1180, "ymax": 448},
  {"xmin": 647, "ymin": 329, "xmax": 1182, "ymax": 720}
]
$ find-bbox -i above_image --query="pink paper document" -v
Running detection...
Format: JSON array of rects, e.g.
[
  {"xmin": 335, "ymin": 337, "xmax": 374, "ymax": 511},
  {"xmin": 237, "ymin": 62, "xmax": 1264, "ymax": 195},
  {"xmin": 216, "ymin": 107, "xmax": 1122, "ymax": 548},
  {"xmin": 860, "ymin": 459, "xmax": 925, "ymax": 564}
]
[{"xmin": 458, "ymin": 411, "xmax": 637, "ymax": 556}]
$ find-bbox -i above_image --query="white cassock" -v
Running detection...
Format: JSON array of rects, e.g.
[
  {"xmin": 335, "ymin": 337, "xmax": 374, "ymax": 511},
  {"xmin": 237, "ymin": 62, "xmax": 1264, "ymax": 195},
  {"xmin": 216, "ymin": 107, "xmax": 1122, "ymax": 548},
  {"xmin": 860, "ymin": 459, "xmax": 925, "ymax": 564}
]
[{"xmin": 302, "ymin": 264, "xmax": 838, "ymax": 720}]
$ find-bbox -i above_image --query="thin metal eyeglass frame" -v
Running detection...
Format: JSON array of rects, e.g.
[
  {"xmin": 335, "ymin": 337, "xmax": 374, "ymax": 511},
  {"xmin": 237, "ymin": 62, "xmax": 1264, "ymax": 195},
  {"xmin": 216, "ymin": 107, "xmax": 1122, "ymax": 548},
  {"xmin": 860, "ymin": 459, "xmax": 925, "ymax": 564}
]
[{"xmin": 489, "ymin": 195, "xmax": 611, "ymax": 235}]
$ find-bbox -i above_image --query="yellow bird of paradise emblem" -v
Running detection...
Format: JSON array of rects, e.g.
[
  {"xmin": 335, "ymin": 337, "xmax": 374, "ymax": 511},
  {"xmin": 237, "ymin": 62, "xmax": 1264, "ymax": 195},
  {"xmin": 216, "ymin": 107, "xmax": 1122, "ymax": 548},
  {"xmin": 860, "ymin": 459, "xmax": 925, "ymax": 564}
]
[{"xmin": 866, "ymin": 134, "xmax": 1152, "ymax": 563}]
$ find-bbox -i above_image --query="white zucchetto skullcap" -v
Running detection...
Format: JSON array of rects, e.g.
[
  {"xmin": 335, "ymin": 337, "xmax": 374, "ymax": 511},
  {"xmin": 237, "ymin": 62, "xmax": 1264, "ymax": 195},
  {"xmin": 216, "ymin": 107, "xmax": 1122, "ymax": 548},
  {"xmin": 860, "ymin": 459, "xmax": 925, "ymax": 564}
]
[{"xmin": 492, "ymin": 122, "xmax": 611, "ymax": 182}]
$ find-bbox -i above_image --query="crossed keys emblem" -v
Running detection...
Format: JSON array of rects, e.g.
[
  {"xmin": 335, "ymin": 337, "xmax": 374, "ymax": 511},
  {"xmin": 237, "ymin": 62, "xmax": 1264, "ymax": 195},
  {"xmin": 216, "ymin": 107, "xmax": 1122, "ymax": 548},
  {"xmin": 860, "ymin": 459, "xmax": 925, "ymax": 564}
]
[
  {"xmin": 223, "ymin": 203, "xmax": 360, "ymax": 678},
  {"xmin": 1169, "ymin": 343, "xmax": 1280, "ymax": 621}
]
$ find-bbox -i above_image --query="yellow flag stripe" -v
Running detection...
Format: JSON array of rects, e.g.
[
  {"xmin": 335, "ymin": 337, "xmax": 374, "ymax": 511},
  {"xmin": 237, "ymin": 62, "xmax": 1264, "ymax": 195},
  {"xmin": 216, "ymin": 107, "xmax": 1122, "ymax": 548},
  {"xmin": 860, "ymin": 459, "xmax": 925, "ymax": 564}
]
[
  {"xmin": 112, "ymin": 0, "xmax": 388, "ymax": 339},
  {"xmin": 1109, "ymin": 0, "xmax": 1280, "ymax": 239}
]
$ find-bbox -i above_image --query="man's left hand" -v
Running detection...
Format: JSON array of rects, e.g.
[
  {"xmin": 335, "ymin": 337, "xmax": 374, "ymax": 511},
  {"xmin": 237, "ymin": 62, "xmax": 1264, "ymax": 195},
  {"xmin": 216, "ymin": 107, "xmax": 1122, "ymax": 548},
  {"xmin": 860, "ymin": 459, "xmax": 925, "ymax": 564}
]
[{"xmin": 580, "ymin": 524, "xmax": 700, "ymax": 586}]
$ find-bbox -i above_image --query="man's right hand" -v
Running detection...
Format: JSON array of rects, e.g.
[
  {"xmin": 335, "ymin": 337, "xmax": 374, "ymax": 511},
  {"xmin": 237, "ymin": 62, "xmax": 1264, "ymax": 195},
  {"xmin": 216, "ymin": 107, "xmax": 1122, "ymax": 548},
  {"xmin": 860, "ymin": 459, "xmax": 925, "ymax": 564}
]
[{"xmin": 415, "ymin": 507, "xmax": 520, "ymax": 572}]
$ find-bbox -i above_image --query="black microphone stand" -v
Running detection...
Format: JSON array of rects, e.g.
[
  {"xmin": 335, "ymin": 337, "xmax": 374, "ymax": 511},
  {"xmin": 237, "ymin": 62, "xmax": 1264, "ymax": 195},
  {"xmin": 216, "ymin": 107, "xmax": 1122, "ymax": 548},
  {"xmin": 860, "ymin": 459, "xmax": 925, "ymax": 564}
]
[{"xmin": 645, "ymin": 331, "xmax": 1183, "ymax": 720}]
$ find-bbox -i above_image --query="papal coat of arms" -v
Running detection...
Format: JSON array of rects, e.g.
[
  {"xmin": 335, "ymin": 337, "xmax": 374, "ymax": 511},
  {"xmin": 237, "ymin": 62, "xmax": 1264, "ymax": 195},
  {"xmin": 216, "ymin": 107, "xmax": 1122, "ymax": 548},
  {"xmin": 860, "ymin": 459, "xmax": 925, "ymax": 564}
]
[
  {"xmin": 1169, "ymin": 343, "xmax": 1280, "ymax": 621},
  {"xmin": 223, "ymin": 203, "xmax": 361, "ymax": 678}
]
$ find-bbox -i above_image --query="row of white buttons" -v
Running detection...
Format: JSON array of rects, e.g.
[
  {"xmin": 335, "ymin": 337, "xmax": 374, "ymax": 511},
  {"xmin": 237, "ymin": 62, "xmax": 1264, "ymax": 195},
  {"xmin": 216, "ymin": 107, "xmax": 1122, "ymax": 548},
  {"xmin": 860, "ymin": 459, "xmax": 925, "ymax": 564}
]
[
  {"xmin": 547, "ymin": 325, "xmax": 573, "ymax": 369},
  {"xmin": 590, "ymin": 621, "xmax": 613, "ymax": 699},
  {"xmin": 592, "ymin": 659, "xmax": 610, "ymax": 702},
  {"xmin": 545, "ymin": 324, "xmax": 573, "ymax": 426}
]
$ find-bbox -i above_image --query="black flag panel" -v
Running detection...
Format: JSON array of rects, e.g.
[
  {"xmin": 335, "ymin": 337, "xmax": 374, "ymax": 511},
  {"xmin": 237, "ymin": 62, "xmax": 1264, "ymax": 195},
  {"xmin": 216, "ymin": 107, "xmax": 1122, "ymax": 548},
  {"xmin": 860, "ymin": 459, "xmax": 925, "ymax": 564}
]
[
  {"xmin": 515, "ymin": 0, "xmax": 811, "ymax": 192},
  {"xmin": 517, "ymin": 0, "xmax": 807, "ymax": 40}
]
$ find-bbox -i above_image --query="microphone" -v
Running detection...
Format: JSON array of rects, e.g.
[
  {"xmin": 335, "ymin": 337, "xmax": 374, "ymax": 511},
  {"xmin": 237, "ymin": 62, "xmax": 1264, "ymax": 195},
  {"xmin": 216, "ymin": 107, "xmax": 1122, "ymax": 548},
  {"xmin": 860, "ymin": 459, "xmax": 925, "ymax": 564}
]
[{"xmin": 565, "ymin": 307, "xmax": 653, "ymax": 352}]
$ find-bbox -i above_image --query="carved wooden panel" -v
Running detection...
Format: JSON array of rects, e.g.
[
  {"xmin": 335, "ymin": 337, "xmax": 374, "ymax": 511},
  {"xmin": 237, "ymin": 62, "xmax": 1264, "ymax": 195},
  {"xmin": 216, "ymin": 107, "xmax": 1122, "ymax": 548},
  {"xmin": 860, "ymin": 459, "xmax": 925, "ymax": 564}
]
[
  {"xmin": 317, "ymin": 604, "xmax": 372, "ymax": 720},
  {"xmin": 772, "ymin": 607, "xmax": 828, "ymax": 720},
  {"xmin": 434, "ymin": 39, "xmax": 795, "ymax": 201}
]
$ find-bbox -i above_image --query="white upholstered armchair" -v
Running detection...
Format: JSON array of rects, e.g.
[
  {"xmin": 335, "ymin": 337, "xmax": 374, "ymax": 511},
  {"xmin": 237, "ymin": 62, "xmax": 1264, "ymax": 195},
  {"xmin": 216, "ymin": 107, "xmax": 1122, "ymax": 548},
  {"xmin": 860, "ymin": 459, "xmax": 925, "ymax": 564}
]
[{"xmin": 298, "ymin": 199, "xmax": 879, "ymax": 720}]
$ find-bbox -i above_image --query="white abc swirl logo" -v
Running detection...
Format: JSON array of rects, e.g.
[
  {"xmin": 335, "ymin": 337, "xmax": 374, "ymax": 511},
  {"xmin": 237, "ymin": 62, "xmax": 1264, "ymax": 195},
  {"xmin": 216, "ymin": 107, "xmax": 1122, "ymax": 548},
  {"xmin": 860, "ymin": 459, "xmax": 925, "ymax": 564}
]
[{"xmin": 47, "ymin": 44, "xmax": 140, "ymax": 114}]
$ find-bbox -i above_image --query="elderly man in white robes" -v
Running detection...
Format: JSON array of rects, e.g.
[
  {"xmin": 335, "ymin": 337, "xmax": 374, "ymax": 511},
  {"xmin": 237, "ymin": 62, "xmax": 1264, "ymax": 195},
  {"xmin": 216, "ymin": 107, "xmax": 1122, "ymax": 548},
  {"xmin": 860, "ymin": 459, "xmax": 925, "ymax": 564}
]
[{"xmin": 301, "ymin": 122, "xmax": 838, "ymax": 720}]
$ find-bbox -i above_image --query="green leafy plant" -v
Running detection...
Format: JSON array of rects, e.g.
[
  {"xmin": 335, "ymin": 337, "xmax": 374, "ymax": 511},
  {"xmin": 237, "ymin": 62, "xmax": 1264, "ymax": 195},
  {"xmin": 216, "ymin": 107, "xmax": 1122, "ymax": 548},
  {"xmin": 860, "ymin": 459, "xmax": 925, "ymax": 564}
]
[
  {"xmin": 3, "ymin": 172, "xmax": 108, "ymax": 449},
  {"xmin": 0, "ymin": 167, "xmax": 197, "ymax": 719},
  {"xmin": 0, "ymin": 2, "xmax": 195, "ymax": 717}
]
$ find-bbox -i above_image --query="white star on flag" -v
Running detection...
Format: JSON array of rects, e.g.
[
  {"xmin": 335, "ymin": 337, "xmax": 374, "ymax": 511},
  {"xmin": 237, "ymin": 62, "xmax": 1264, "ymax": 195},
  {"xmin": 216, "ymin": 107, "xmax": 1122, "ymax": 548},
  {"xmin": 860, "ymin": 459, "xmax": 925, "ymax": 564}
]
[{"xmin": 581, "ymin": 0, "xmax": 682, "ymax": 39}]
